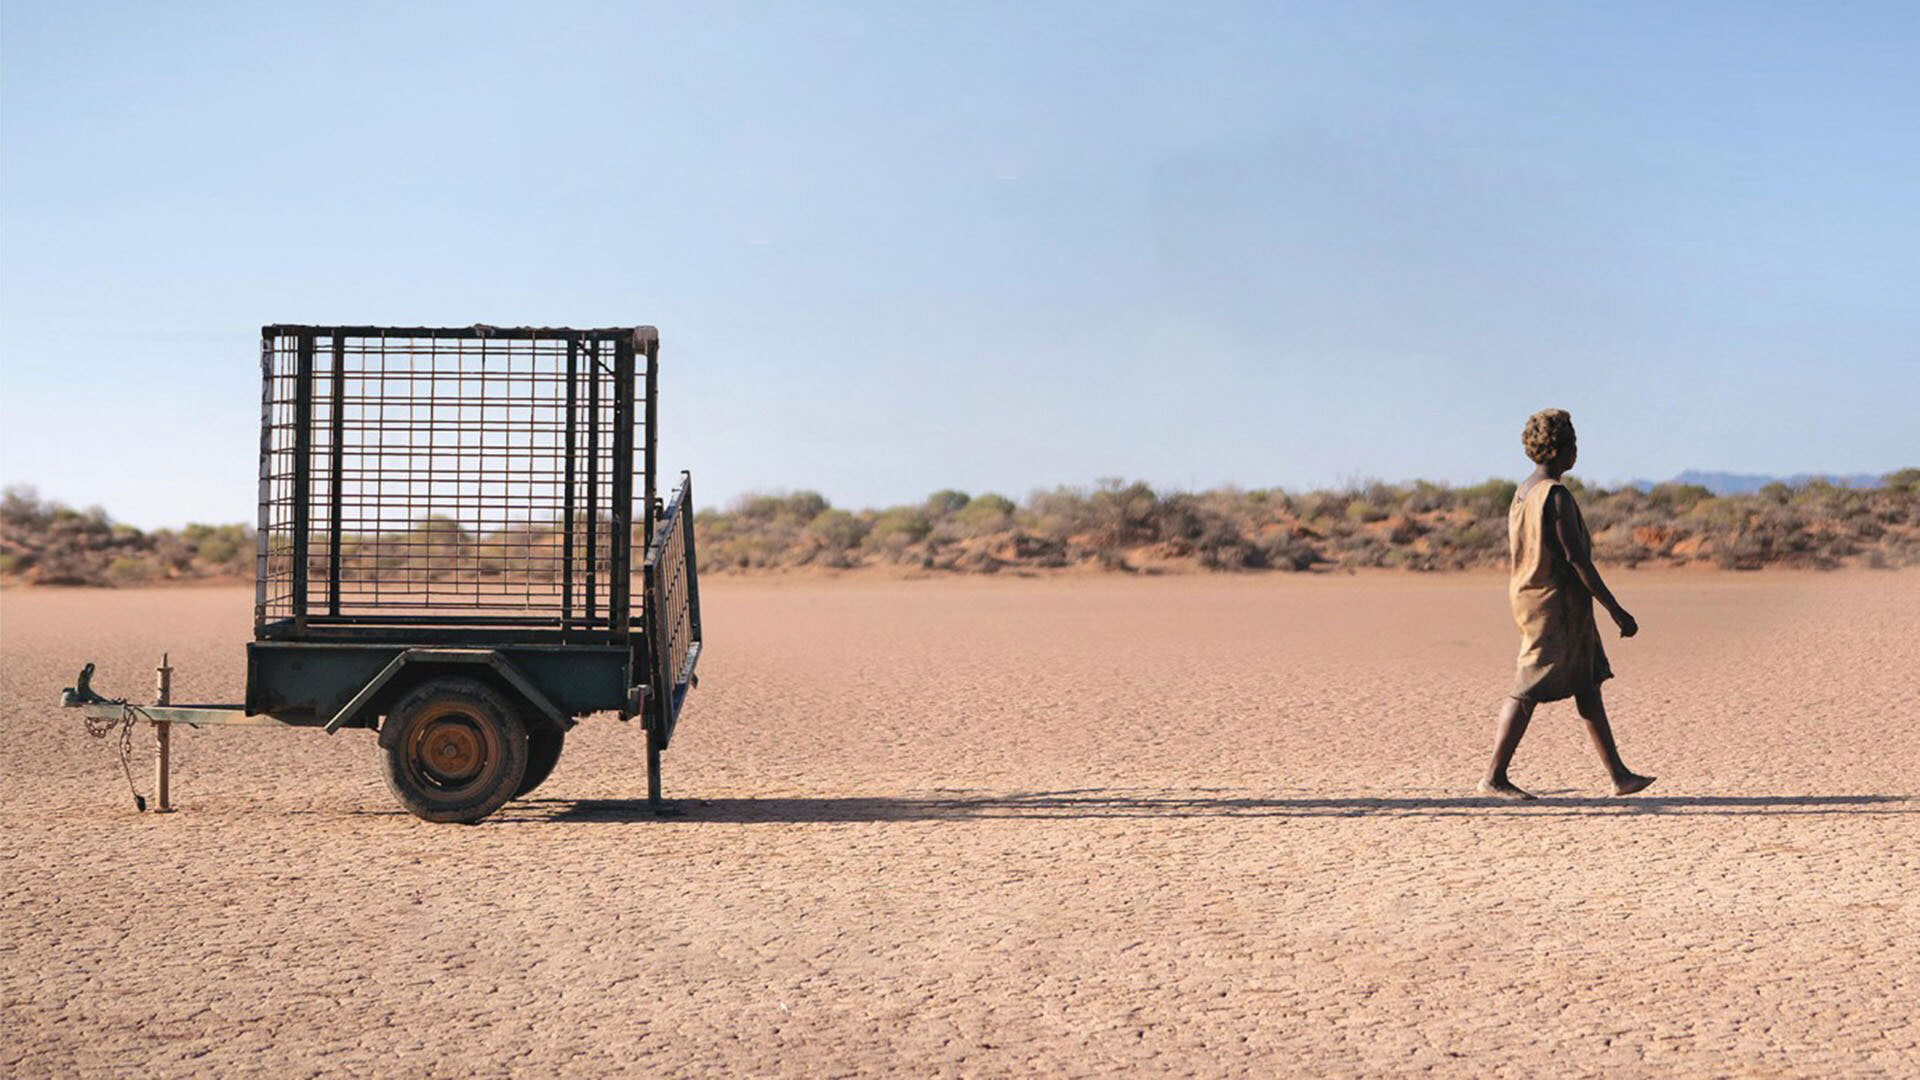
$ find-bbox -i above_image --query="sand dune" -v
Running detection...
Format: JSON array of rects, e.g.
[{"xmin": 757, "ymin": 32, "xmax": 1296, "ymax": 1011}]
[{"xmin": 3, "ymin": 574, "xmax": 1916, "ymax": 1076}]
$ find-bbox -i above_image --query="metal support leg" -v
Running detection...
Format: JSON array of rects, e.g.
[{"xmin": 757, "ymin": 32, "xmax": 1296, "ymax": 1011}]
[
  {"xmin": 154, "ymin": 722, "xmax": 173, "ymax": 813},
  {"xmin": 646, "ymin": 722, "xmax": 663, "ymax": 809},
  {"xmin": 154, "ymin": 654, "xmax": 175, "ymax": 813}
]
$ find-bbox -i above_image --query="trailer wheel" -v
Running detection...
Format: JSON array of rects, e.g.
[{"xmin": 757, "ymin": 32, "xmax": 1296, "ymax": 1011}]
[
  {"xmin": 515, "ymin": 726, "xmax": 565, "ymax": 798},
  {"xmin": 381, "ymin": 678, "xmax": 528, "ymax": 824}
]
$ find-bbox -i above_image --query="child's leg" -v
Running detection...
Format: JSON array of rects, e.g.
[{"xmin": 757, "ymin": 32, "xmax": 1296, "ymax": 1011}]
[
  {"xmin": 1479, "ymin": 697, "xmax": 1537, "ymax": 799},
  {"xmin": 1574, "ymin": 688, "xmax": 1654, "ymax": 794}
]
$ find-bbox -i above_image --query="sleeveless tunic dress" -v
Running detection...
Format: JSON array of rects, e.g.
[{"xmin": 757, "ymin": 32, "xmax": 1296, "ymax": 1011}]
[{"xmin": 1508, "ymin": 479, "xmax": 1612, "ymax": 703}]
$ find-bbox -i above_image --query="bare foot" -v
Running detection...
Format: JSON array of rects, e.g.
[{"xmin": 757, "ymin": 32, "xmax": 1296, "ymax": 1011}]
[
  {"xmin": 1611, "ymin": 773, "xmax": 1656, "ymax": 796},
  {"xmin": 1477, "ymin": 778, "xmax": 1536, "ymax": 801}
]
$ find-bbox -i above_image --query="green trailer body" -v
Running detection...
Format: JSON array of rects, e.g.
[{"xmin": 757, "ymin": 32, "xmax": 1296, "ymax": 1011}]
[{"xmin": 61, "ymin": 324, "xmax": 703, "ymax": 822}]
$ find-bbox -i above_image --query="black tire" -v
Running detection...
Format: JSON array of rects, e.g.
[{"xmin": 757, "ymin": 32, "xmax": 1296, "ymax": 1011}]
[
  {"xmin": 381, "ymin": 677, "xmax": 528, "ymax": 824},
  {"xmin": 515, "ymin": 726, "xmax": 565, "ymax": 798}
]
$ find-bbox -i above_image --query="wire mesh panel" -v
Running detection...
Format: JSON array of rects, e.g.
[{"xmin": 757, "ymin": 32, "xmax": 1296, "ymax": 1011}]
[
  {"xmin": 644, "ymin": 474, "xmax": 702, "ymax": 747},
  {"xmin": 256, "ymin": 326, "xmax": 657, "ymax": 642}
]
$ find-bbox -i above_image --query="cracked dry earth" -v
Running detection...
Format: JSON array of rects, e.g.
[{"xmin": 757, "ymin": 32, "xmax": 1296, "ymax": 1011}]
[{"xmin": 3, "ymin": 573, "xmax": 1917, "ymax": 1077}]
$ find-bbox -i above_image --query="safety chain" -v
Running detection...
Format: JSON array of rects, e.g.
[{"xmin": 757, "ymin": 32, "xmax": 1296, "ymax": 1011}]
[{"xmin": 82, "ymin": 704, "xmax": 148, "ymax": 812}]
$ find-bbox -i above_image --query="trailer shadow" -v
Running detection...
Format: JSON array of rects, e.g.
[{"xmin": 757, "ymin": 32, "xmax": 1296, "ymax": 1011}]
[{"xmin": 523, "ymin": 791, "xmax": 1913, "ymax": 824}]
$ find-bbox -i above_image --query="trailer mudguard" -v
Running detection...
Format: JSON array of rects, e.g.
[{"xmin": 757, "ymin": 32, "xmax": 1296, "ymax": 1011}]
[{"xmin": 313, "ymin": 648, "xmax": 574, "ymax": 742}]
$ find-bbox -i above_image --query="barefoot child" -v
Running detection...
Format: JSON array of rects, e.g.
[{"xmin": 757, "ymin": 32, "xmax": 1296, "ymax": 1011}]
[{"xmin": 1479, "ymin": 408, "xmax": 1655, "ymax": 800}]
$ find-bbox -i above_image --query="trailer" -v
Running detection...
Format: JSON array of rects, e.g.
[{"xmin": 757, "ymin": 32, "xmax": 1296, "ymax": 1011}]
[{"xmin": 61, "ymin": 324, "xmax": 703, "ymax": 823}]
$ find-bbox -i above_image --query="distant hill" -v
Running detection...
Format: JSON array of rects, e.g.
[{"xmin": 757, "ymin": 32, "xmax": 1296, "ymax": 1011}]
[{"xmin": 1627, "ymin": 471, "xmax": 1887, "ymax": 496}]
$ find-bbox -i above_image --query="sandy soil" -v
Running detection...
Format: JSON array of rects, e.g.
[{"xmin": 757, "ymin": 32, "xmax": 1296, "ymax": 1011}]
[{"xmin": 3, "ymin": 573, "xmax": 1916, "ymax": 1077}]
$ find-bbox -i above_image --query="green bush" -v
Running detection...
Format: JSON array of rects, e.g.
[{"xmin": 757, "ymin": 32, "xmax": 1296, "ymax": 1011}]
[
  {"xmin": 864, "ymin": 507, "xmax": 931, "ymax": 555},
  {"xmin": 732, "ymin": 491, "xmax": 830, "ymax": 525},
  {"xmin": 195, "ymin": 528, "xmax": 247, "ymax": 566},
  {"xmin": 924, "ymin": 489, "xmax": 971, "ymax": 517},
  {"xmin": 1403, "ymin": 480, "xmax": 1452, "ymax": 514},
  {"xmin": 1256, "ymin": 530, "xmax": 1321, "ymax": 571},
  {"xmin": 947, "ymin": 492, "xmax": 1016, "ymax": 537},
  {"xmin": 1292, "ymin": 491, "xmax": 1347, "ymax": 523},
  {"xmin": 807, "ymin": 508, "xmax": 864, "ymax": 550},
  {"xmin": 1457, "ymin": 479, "xmax": 1518, "ymax": 517},
  {"xmin": 106, "ymin": 555, "xmax": 151, "ymax": 585},
  {"xmin": 1646, "ymin": 483, "xmax": 1713, "ymax": 514},
  {"xmin": 1882, "ymin": 468, "xmax": 1920, "ymax": 494}
]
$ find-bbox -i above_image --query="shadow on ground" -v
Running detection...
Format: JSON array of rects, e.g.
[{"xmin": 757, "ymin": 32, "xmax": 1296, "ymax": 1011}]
[{"xmin": 518, "ymin": 790, "xmax": 1914, "ymax": 824}]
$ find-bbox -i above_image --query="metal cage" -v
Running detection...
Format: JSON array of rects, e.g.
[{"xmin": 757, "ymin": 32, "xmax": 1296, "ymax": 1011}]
[{"xmin": 255, "ymin": 325, "xmax": 658, "ymax": 643}]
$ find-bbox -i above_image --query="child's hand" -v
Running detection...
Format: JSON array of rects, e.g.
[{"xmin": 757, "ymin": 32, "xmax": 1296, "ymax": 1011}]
[{"xmin": 1613, "ymin": 608, "xmax": 1638, "ymax": 638}]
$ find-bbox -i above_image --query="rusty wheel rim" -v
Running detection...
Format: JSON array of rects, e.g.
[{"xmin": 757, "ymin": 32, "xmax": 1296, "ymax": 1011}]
[{"xmin": 405, "ymin": 709, "xmax": 498, "ymax": 794}]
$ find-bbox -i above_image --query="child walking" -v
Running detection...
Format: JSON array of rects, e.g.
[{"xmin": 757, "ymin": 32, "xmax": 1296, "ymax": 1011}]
[{"xmin": 1480, "ymin": 409, "xmax": 1655, "ymax": 800}]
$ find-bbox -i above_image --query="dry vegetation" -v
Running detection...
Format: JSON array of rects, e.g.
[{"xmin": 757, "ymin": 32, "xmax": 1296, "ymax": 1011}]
[
  {"xmin": 5, "ymin": 473, "xmax": 1917, "ymax": 587},
  {"xmin": 699, "ymin": 471, "xmax": 1920, "ymax": 575},
  {"xmin": 0, "ymin": 488, "xmax": 252, "ymax": 586}
]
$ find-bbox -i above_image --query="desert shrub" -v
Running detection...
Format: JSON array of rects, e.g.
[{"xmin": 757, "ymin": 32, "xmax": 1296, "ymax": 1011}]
[
  {"xmin": 1687, "ymin": 496, "xmax": 1747, "ymax": 529},
  {"xmin": 1338, "ymin": 478, "xmax": 1386, "ymax": 500},
  {"xmin": 863, "ymin": 507, "xmax": 931, "ymax": 558},
  {"xmin": 1893, "ymin": 534, "xmax": 1920, "ymax": 567},
  {"xmin": 1435, "ymin": 520, "xmax": 1499, "ymax": 554},
  {"xmin": 1598, "ymin": 485, "xmax": 1647, "ymax": 513},
  {"xmin": 1238, "ymin": 487, "xmax": 1284, "ymax": 513},
  {"xmin": 1, "ymin": 486, "xmax": 52, "ymax": 530},
  {"xmin": 1714, "ymin": 509, "xmax": 1831, "ymax": 568},
  {"xmin": 106, "ymin": 555, "xmax": 153, "ymax": 585},
  {"xmin": 1337, "ymin": 480, "xmax": 1401, "ymax": 522},
  {"xmin": 1786, "ymin": 479, "xmax": 1864, "ymax": 521},
  {"xmin": 1025, "ymin": 480, "xmax": 1159, "ymax": 546},
  {"xmin": 1256, "ymin": 529, "xmax": 1322, "ymax": 571},
  {"xmin": 1087, "ymin": 479, "xmax": 1160, "ymax": 545},
  {"xmin": 952, "ymin": 492, "xmax": 1014, "ymax": 530},
  {"xmin": 1712, "ymin": 534, "xmax": 1754, "ymax": 570},
  {"xmin": 1581, "ymin": 490, "xmax": 1639, "ymax": 534},
  {"xmin": 1881, "ymin": 468, "xmax": 1920, "ymax": 494},
  {"xmin": 1339, "ymin": 536, "xmax": 1393, "ymax": 567},
  {"xmin": 1022, "ymin": 486, "xmax": 1088, "ymax": 535},
  {"xmin": 1591, "ymin": 526, "xmax": 1650, "ymax": 567},
  {"xmin": 1457, "ymin": 479, "xmax": 1518, "ymax": 518},
  {"xmin": 1292, "ymin": 491, "xmax": 1349, "ymax": 523},
  {"xmin": 1194, "ymin": 538, "xmax": 1259, "ymax": 571},
  {"xmin": 806, "ymin": 508, "xmax": 864, "ymax": 550},
  {"xmin": 1403, "ymin": 480, "xmax": 1452, "ymax": 514},
  {"xmin": 696, "ymin": 506, "xmax": 790, "ymax": 569},
  {"xmin": 147, "ymin": 530, "xmax": 193, "ymax": 573},
  {"xmin": 733, "ymin": 491, "xmax": 830, "ymax": 525},
  {"xmin": 967, "ymin": 493, "xmax": 1016, "ymax": 518},
  {"xmin": 1152, "ymin": 495, "xmax": 1256, "ymax": 569},
  {"xmin": 1647, "ymin": 483, "xmax": 1713, "ymax": 515},
  {"xmin": 192, "ymin": 526, "xmax": 248, "ymax": 566},
  {"xmin": 924, "ymin": 489, "xmax": 971, "ymax": 518},
  {"xmin": 1872, "ymin": 486, "xmax": 1913, "ymax": 526},
  {"xmin": 1151, "ymin": 493, "xmax": 1204, "ymax": 541}
]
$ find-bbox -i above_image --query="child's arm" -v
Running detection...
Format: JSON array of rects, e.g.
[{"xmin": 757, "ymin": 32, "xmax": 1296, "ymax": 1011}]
[{"xmin": 1549, "ymin": 487, "xmax": 1638, "ymax": 637}]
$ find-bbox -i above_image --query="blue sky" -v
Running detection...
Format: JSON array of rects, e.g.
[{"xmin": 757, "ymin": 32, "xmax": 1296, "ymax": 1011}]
[{"xmin": 2, "ymin": 1, "xmax": 1915, "ymax": 528}]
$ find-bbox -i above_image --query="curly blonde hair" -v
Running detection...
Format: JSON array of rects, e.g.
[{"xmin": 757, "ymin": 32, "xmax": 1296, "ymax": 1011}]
[{"xmin": 1522, "ymin": 409, "xmax": 1575, "ymax": 466}]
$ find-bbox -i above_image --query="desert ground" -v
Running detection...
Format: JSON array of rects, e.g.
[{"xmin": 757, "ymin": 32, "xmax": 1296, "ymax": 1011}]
[{"xmin": 2, "ymin": 573, "xmax": 1916, "ymax": 1077}]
